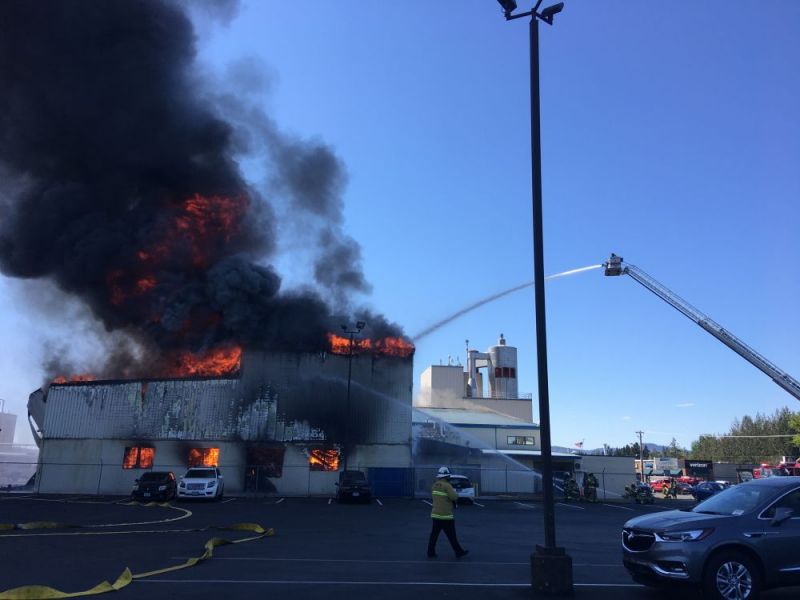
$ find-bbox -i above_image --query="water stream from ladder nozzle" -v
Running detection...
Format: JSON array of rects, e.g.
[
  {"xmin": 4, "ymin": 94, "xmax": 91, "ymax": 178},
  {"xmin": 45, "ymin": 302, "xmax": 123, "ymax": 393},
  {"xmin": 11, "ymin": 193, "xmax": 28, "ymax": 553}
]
[{"xmin": 412, "ymin": 264, "xmax": 602, "ymax": 342}]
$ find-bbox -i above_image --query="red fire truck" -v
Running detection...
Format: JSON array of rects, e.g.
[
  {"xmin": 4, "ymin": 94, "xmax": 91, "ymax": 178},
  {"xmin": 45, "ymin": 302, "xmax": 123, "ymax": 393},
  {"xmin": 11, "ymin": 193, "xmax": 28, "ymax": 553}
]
[{"xmin": 752, "ymin": 459, "xmax": 800, "ymax": 479}]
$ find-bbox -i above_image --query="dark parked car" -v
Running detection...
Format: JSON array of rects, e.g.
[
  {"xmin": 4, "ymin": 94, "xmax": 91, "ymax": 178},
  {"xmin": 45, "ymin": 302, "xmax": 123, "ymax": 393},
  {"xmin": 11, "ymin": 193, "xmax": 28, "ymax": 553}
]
[
  {"xmin": 622, "ymin": 476, "xmax": 800, "ymax": 600},
  {"xmin": 692, "ymin": 481, "xmax": 726, "ymax": 502},
  {"xmin": 131, "ymin": 471, "xmax": 176, "ymax": 501},
  {"xmin": 335, "ymin": 470, "xmax": 372, "ymax": 503}
]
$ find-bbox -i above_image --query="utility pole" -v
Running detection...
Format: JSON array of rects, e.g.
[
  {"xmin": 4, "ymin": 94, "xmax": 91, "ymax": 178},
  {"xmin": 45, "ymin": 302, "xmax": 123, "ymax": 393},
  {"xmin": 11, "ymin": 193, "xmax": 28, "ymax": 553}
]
[{"xmin": 636, "ymin": 430, "xmax": 645, "ymax": 482}]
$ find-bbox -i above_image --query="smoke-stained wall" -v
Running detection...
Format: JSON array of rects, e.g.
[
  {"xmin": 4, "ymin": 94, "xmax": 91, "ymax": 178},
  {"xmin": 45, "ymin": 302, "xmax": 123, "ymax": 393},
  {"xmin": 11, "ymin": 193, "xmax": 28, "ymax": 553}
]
[{"xmin": 30, "ymin": 349, "xmax": 412, "ymax": 494}]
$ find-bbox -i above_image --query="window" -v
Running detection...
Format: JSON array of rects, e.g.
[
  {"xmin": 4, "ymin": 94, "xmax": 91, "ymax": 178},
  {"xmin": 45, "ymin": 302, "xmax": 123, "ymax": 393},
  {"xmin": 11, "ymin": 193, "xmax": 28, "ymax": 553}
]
[
  {"xmin": 309, "ymin": 448, "xmax": 340, "ymax": 471},
  {"xmin": 494, "ymin": 367, "xmax": 501, "ymax": 378},
  {"xmin": 510, "ymin": 368, "xmax": 516, "ymax": 378},
  {"xmin": 122, "ymin": 446, "xmax": 154, "ymax": 469},
  {"xmin": 246, "ymin": 446, "xmax": 285, "ymax": 478},
  {"xmin": 188, "ymin": 447, "xmax": 219, "ymax": 467},
  {"xmin": 507, "ymin": 436, "xmax": 536, "ymax": 446},
  {"xmin": 762, "ymin": 488, "xmax": 800, "ymax": 519}
]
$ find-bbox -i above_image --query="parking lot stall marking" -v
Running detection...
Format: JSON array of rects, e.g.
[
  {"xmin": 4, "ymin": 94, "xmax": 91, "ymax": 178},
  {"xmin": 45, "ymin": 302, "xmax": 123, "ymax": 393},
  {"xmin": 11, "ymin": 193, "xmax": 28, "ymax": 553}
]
[
  {"xmin": 135, "ymin": 579, "xmax": 645, "ymax": 588},
  {"xmin": 328, "ymin": 498, "xmax": 332, "ymax": 505},
  {"xmin": 0, "ymin": 524, "xmax": 275, "ymax": 599},
  {"xmin": 421, "ymin": 500, "xmax": 432, "ymax": 506},
  {"xmin": 601, "ymin": 504, "xmax": 634, "ymax": 511},
  {"xmin": 473, "ymin": 501, "xmax": 485, "ymax": 507},
  {"xmin": 221, "ymin": 498, "xmax": 236, "ymax": 504},
  {"xmin": 375, "ymin": 499, "xmax": 383, "ymax": 506},
  {"xmin": 275, "ymin": 498, "xmax": 284, "ymax": 504},
  {"xmin": 86, "ymin": 503, "xmax": 192, "ymax": 528},
  {"xmin": 555, "ymin": 502, "xmax": 585, "ymax": 510},
  {"xmin": 513, "ymin": 501, "xmax": 537, "ymax": 509}
]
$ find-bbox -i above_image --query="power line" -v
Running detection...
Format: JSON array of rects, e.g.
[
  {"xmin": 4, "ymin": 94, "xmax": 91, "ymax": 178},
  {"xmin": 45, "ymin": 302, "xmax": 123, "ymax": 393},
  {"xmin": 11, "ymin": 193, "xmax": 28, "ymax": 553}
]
[{"xmin": 699, "ymin": 434, "xmax": 796, "ymax": 439}]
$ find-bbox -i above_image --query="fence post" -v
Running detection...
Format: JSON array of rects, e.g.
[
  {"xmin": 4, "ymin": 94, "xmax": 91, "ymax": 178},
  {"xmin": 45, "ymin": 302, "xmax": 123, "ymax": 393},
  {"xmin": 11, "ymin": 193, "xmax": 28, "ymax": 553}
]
[{"xmin": 602, "ymin": 468, "xmax": 607, "ymax": 502}]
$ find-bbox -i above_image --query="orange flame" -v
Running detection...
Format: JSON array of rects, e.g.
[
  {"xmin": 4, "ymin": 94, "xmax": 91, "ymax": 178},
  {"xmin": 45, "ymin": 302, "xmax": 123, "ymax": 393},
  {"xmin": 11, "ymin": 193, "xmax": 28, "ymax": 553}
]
[
  {"xmin": 188, "ymin": 447, "xmax": 220, "ymax": 467},
  {"xmin": 309, "ymin": 448, "xmax": 339, "ymax": 471},
  {"xmin": 162, "ymin": 345, "xmax": 242, "ymax": 377},
  {"xmin": 52, "ymin": 374, "xmax": 97, "ymax": 384},
  {"xmin": 136, "ymin": 275, "xmax": 156, "ymax": 294},
  {"xmin": 175, "ymin": 193, "xmax": 248, "ymax": 268},
  {"xmin": 327, "ymin": 333, "xmax": 414, "ymax": 358},
  {"xmin": 106, "ymin": 193, "xmax": 248, "ymax": 306}
]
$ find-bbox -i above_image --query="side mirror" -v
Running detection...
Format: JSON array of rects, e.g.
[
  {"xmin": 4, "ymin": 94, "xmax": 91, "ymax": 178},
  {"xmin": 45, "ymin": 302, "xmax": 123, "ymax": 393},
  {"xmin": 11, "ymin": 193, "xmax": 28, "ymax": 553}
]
[{"xmin": 771, "ymin": 506, "xmax": 794, "ymax": 526}]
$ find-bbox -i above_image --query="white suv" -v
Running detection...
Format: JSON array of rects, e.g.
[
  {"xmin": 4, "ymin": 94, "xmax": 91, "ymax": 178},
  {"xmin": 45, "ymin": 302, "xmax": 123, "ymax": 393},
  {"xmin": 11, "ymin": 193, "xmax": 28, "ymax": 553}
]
[{"xmin": 177, "ymin": 467, "xmax": 224, "ymax": 500}]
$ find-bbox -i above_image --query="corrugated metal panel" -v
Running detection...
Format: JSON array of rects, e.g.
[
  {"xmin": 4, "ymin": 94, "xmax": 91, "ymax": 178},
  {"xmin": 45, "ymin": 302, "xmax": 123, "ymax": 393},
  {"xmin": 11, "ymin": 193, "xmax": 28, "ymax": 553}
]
[
  {"xmin": 43, "ymin": 379, "xmax": 250, "ymax": 440},
  {"xmin": 41, "ymin": 350, "xmax": 414, "ymax": 444}
]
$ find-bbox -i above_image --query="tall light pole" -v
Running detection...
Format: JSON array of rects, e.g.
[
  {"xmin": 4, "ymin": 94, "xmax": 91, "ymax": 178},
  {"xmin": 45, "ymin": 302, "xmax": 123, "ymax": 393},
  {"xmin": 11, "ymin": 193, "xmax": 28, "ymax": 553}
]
[
  {"xmin": 341, "ymin": 321, "xmax": 365, "ymax": 472},
  {"xmin": 495, "ymin": 1, "xmax": 572, "ymax": 595}
]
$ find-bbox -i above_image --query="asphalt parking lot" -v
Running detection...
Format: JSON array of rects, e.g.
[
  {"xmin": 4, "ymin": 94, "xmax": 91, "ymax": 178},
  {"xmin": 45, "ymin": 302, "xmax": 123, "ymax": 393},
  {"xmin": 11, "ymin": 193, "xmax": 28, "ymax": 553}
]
[{"xmin": 1, "ymin": 494, "xmax": 799, "ymax": 599}]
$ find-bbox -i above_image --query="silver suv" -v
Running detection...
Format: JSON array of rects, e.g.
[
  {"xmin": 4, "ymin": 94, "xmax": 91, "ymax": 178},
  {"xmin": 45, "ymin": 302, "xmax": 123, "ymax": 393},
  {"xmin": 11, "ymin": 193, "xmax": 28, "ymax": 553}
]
[{"xmin": 622, "ymin": 476, "xmax": 800, "ymax": 600}]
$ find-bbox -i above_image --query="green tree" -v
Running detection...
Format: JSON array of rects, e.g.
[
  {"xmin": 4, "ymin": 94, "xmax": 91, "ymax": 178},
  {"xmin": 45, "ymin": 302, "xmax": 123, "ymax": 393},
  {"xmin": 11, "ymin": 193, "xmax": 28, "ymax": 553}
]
[{"xmin": 689, "ymin": 408, "xmax": 800, "ymax": 462}]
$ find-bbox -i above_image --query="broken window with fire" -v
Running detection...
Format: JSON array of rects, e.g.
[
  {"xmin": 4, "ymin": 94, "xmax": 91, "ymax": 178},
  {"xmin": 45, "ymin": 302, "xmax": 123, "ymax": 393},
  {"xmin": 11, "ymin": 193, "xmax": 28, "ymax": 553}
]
[
  {"xmin": 188, "ymin": 447, "xmax": 220, "ymax": 467},
  {"xmin": 122, "ymin": 446, "xmax": 155, "ymax": 469},
  {"xmin": 308, "ymin": 448, "xmax": 340, "ymax": 472}
]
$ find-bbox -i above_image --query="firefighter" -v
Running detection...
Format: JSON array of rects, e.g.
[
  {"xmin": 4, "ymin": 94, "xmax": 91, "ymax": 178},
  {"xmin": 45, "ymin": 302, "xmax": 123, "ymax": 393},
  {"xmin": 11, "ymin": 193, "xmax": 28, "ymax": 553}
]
[
  {"xmin": 668, "ymin": 478, "xmax": 678, "ymax": 499},
  {"xmin": 427, "ymin": 467, "xmax": 469, "ymax": 559},
  {"xmin": 563, "ymin": 475, "xmax": 580, "ymax": 502},
  {"xmin": 583, "ymin": 472, "xmax": 599, "ymax": 503}
]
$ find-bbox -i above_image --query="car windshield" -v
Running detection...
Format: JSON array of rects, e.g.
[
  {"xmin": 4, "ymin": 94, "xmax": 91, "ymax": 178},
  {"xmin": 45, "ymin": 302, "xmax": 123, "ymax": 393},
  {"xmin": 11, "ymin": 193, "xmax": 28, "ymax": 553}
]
[
  {"xmin": 450, "ymin": 477, "xmax": 472, "ymax": 490},
  {"xmin": 140, "ymin": 472, "xmax": 169, "ymax": 482},
  {"xmin": 185, "ymin": 469, "xmax": 215, "ymax": 478},
  {"xmin": 692, "ymin": 484, "xmax": 776, "ymax": 515}
]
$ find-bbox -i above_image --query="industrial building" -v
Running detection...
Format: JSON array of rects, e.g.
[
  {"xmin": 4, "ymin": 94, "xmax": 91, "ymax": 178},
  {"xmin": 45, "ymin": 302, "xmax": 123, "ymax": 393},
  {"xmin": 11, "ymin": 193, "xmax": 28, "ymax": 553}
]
[
  {"xmin": 413, "ymin": 335, "xmax": 634, "ymax": 498},
  {"xmin": 27, "ymin": 348, "xmax": 413, "ymax": 496}
]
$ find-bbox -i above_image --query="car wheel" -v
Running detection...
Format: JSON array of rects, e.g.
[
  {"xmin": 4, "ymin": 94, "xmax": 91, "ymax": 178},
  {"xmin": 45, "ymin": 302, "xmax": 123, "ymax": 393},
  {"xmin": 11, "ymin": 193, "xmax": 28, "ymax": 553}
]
[{"xmin": 703, "ymin": 550, "xmax": 762, "ymax": 600}]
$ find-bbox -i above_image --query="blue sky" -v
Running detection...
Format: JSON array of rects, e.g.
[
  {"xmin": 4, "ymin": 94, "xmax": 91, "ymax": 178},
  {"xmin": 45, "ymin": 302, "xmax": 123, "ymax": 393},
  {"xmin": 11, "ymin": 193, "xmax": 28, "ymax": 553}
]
[{"xmin": 2, "ymin": 1, "xmax": 799, "ymax": 451}]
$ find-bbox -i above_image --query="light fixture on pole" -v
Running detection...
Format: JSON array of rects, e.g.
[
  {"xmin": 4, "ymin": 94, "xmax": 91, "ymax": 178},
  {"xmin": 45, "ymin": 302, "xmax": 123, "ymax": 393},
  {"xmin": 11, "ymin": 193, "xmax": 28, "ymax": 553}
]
[
  {"xmin": 494, "ymin": 0, "xmax": 573, "ymax": 595},
  {"xmin": 341, "ymin": 321, "xmax": 366, "ymax": 472}
]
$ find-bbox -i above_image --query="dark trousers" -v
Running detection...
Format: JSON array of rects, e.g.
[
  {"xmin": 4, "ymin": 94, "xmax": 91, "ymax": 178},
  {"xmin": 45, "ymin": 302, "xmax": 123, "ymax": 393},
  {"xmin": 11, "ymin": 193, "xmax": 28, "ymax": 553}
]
[{"xmin": 428, "ymin": 518, "xmax": 464, "ymax": 556}]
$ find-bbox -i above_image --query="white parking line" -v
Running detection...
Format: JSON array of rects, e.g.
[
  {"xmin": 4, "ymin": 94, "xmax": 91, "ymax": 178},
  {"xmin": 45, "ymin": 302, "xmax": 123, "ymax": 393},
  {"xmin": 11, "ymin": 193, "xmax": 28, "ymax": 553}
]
[
  {"xmin": 375, "ymin": 499, "xmax": 383, "ymax": 506},
  {"xmin": 328, "ymin": 498, "xmax": 332, "ymax": 505},
  {"xmin": 473, "ymin": 501, "xmax": 485, "ymax": 507},
  {"xmin": 136, "ymin": 579, "xmax": 644, "ymax": 588},
  {"xmin": 514, "ymin": 501, "xmax": 537, "ymax": 509},
  {"xmin": 221, "ymin": 498, "xmax": 236, "ymax": 504},
  {"xmin": 422, "ymin": 500, "xmax": 432, "ymax": 506},
  {"xmin": 601, "ymin": 503, "xmax": 634, "ymax": 511},
  {"xmin": 556, "ymin": 502, "xmax": 585, "ymax": 510},
  {"xmin": 275, "ymin": 498, "xmax": 285, "ymax": 504}
]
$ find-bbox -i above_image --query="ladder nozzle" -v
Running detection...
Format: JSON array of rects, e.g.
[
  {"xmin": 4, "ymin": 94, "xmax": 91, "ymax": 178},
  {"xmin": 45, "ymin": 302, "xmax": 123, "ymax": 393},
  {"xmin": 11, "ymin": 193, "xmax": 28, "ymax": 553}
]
[{"xmin": 603, "ymin": 253, "xmax": 624, "ymax": 276}]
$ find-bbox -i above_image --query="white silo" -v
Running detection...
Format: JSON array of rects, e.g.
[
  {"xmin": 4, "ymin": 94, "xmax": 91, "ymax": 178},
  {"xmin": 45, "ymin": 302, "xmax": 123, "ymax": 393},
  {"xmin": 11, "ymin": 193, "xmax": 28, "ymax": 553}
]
[{"xmin": 488, "ymin": 334, "xmax": 518, "ymax": 399}]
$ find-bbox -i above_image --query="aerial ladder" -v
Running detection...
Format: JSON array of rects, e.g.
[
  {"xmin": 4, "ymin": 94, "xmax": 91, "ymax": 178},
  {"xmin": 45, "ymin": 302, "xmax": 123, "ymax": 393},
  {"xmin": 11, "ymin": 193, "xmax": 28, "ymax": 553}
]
[{"xmin": 603, "ymin": 253, "xmax": 800, "ymax": 402}]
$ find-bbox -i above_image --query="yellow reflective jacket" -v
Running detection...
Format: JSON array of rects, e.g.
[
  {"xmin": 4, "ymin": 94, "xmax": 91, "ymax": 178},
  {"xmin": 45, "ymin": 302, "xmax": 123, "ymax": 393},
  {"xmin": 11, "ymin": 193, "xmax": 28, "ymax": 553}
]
[{"xmin": 431, "ymin": 478, "xmax": 458, "ymax": 520}]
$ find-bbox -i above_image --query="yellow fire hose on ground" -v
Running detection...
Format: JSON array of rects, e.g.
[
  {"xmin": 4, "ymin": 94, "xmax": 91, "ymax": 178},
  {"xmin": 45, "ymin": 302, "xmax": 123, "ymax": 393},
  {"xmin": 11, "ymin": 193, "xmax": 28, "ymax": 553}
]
[{"xmin": 0, "ymin": 502, "xmax": 274, "ymax": 599}]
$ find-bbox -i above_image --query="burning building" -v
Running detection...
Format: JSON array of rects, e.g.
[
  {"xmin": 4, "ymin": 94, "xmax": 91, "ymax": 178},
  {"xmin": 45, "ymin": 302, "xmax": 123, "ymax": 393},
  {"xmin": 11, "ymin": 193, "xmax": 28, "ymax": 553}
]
[
  {"xmin": 28, "ymin": 341, "xmax": 414, "ymax": 496},
  {"xmin": 2, "ymin": 1, "xmax": 416, "ymax": 496}
]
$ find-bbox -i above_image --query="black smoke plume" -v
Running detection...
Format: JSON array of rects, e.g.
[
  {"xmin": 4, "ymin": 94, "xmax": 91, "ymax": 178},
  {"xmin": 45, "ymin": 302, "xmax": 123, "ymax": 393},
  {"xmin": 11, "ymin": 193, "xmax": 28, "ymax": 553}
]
[{"xmin": 0, "ymin": 0, "xmax": 402, "ymax": 379}]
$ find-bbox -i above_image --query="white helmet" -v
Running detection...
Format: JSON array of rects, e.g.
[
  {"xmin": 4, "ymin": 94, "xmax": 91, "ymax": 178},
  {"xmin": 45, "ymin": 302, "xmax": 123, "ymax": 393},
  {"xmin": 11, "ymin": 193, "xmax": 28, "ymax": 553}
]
[{"xmin": 437, "ymin": 466, "xmax": 451, "ymax": 478}]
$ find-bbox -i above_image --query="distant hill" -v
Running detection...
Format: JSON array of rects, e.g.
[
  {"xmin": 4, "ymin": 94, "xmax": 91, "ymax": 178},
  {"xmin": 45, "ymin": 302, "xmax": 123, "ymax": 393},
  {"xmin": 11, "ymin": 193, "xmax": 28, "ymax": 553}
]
[{"xmin": 553, "ymin": 443, "xmax": 668, "ymax": 456}]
